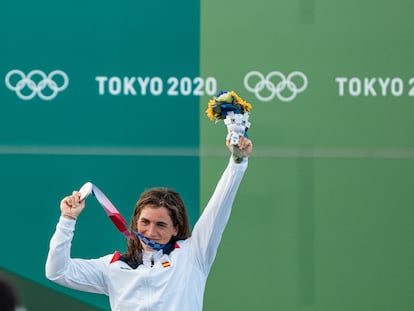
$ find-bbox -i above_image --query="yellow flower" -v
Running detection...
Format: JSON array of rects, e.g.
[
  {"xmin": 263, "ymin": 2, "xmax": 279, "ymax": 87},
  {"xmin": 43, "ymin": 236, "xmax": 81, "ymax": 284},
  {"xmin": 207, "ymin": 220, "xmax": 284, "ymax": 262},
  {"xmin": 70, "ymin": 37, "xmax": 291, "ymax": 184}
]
[
  {"xmin": 206, "ymin": 90, "xmax": 253, "ymax": 121},
  {"xmin": 230, "ymin": 90, "xmax": 252, "ymax": 112},
  {"xmin": 206, "ymin": 99, "xmax": 216, "ymax": 120}
]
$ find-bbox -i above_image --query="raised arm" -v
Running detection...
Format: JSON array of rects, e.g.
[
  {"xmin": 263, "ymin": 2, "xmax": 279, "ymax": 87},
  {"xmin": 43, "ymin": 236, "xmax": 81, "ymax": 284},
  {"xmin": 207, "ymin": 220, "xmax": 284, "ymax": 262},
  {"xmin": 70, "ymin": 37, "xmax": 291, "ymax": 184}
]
[
  {"xmin": 45, "ymin": 193, "xmax": 110, "ymax": 294},
  {"xmin": 191, "ymin": 137, "xmax": 252, "ymax": 273}
]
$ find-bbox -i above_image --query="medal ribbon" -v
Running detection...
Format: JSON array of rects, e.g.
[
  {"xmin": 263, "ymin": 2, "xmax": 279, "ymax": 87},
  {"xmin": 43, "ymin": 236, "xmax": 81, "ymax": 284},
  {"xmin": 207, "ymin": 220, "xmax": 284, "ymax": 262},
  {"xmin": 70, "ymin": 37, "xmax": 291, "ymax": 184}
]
[{"xmin": 80, "ymin": 182, "xmax": 169, "ymax": 250}]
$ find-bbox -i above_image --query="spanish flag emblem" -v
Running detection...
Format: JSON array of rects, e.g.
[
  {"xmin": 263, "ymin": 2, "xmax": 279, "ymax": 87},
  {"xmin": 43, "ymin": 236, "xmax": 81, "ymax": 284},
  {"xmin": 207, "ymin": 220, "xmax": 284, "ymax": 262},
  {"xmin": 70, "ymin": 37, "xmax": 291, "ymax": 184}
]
[{"xmin": 161, "ymin": 261, "xmax": 171, "ymax": 268}]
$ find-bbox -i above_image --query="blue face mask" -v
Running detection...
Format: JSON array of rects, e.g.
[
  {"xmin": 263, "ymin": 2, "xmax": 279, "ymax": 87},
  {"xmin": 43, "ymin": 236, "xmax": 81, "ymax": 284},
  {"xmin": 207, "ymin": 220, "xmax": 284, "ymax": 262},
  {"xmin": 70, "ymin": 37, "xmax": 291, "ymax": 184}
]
[{"xmin": 133, "ymin": 230, "xmax": 172, "ymax": 251}]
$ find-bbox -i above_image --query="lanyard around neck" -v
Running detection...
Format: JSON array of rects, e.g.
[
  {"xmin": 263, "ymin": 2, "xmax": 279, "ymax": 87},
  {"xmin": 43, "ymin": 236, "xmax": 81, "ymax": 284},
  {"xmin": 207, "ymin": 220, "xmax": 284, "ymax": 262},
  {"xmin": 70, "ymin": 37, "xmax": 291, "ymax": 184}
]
[{"xmin": 79, "ymin": 182, "xmax": 169, "ymax": 250}]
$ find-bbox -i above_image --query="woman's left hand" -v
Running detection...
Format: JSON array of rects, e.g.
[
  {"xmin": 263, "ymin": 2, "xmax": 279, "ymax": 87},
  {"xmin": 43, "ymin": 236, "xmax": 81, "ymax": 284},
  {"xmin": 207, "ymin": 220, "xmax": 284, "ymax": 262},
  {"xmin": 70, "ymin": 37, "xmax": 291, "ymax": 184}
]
[{"xmin": 226, "ymin": 136, "xmax": 253, "ymax": 158}]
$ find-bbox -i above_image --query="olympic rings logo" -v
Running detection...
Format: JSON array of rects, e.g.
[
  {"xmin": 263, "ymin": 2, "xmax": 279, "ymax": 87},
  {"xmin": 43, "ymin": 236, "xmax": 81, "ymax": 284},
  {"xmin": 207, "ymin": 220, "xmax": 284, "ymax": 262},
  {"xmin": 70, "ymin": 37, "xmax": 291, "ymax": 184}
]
[
  {"xmin": 5, "ymin": 69, "xmax": 69, "ymax": 100},
  {"xmin": 244, "ymin": 71, "xmax": 308, "ymax": 102}
]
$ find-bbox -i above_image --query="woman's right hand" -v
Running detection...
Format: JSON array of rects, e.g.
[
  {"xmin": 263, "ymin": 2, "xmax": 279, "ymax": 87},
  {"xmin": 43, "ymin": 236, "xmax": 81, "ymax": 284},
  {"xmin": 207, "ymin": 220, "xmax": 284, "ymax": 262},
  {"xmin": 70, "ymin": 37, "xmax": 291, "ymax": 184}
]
[{"xmin": 60, "ymin": 191, "xmax": 86, "ymax": 219}]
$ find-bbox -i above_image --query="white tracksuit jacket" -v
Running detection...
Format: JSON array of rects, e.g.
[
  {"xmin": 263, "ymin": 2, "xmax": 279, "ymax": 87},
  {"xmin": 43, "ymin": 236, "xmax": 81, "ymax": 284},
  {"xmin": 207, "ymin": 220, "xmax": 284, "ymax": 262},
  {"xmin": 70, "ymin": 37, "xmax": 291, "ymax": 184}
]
[{"xmin": 45, "ymin": 157, "xmax": 248, "ymax": 311}]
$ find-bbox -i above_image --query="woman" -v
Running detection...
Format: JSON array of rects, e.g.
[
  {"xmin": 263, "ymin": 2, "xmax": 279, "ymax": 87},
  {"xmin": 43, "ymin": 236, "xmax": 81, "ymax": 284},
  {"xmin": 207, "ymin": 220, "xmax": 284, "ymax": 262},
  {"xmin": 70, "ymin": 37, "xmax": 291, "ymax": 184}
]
[{"xmin": 46, "ymin": 137, "xmax": 252, "ymax": 310}]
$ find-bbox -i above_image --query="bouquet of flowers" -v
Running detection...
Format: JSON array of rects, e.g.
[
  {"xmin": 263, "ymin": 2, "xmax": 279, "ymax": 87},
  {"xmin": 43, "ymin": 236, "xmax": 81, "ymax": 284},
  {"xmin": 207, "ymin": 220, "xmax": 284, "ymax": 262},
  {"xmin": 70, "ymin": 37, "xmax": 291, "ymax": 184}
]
[{"xmin": 206, "ymin": 90, "xmax": 252, "ymax": 163}]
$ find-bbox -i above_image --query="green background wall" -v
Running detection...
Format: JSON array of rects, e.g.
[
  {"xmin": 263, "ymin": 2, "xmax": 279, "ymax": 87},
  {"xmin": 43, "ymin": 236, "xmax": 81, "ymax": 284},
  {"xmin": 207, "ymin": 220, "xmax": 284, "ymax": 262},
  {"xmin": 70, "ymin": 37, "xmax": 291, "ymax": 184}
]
[{"xmin": 1, "ymin": 0, "xmax": 414, "ymax": 310}]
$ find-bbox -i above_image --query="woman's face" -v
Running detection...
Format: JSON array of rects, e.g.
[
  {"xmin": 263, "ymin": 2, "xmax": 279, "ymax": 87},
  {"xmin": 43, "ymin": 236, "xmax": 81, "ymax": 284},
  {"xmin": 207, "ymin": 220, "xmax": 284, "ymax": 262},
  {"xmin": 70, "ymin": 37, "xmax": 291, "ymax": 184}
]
[{"xmin": 137, "ymin": 205, "xmax": 178, "ymax": 251}]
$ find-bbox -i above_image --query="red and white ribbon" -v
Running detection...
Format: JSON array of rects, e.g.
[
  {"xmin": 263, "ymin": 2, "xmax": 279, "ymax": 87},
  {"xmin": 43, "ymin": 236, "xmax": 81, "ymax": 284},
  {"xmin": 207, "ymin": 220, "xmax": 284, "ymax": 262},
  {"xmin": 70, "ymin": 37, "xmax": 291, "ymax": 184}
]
[{"xmin": 79, "ymin": 182, "xmax": 132, "ymax": 238}]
